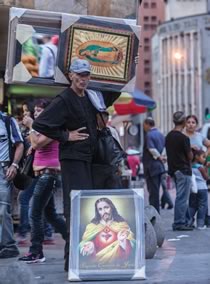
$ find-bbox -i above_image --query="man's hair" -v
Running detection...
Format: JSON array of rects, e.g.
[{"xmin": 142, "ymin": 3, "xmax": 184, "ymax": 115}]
[
  {"xmin": 144, "ymin": 117, "xmax": 155, "ymax": 127},
  {"xmin": 91, "ymin": 197, "xmax": 125, "ymax": 225},
  {"xmin": 173, "ymin": 111, "xmax": 186, "ymax": 125}
]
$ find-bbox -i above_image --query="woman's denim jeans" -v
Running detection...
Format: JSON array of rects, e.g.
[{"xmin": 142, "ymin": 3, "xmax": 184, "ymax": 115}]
[
  {"xmin": 29, "ymin": 173, "xmax": 67, "ymax": 254},
  {"xmin": 18, "ymin": 178, "xmax": 53, "ymax": 238}
]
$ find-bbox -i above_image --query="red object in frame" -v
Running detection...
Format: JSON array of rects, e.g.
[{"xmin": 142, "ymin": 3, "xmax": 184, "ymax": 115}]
[{"xmin": 114, "ymin": 100, "xmax": 147, "ymax": 115}]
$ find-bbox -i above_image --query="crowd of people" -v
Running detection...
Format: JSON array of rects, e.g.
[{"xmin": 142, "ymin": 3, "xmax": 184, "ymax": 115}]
[
  {"xmin": 0, "ymin": 58, "xmax": 209, "ymax": 274},
  {"xmin": 143, "ymin": 112, "xmax": 210, "ymax": 231}
]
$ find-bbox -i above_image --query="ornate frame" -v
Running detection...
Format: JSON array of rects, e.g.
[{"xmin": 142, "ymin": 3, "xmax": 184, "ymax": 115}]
[{"xmin": 68, "ymin": 188, "xmax": 145, "ymax": 281}]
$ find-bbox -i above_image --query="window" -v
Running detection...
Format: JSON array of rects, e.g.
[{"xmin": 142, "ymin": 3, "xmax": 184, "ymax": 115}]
[
  {"xmin": 144, "ymin": 81, "xmax": 151, "ymax": 88},
  {"xmin": 144, "ymin": 46, "xmax": 150, "ymax": 52},
  {"xmin": 144, "ymin": 16, "xmax": 149, "ymax": 22},
  {"xmin": 145, "ymin": 89, "xmax": 151, "ymax": 96},
  {"xmin": 144, "ymin": 38, "xmax": 150, "ymax": 45},
  {"xmin": 144, "ymin": 24, "xmax": 150, "ymax": 31},
  {"xmin": 144, "ymin": 67, "xmax": 150, "ymax": 74},
  {"xmin": 144, "ymin": 60, "xmax": 150, "ymax": 66},
  {"xmin": 143, "ymin": 2, "xmax": 149, "ymax": 8},
  {"xmin": 151, "ymin": 2, "xmax": 156, "ymax": 8},
  {"xmin": 151, "ymin": 16, "xmax": 157, "ymax": 22}
]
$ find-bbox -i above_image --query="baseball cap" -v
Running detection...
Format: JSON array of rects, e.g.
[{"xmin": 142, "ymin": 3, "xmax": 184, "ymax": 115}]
[
  {"xmin": 69, "ymin": 58, "xmax": 91, "ymax": 74},
  {"xmin": 173, "ymin": 111, "xmax": 186, "ymax": 123}
]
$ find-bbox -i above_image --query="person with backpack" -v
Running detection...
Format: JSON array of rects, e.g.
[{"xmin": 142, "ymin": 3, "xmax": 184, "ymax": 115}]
[{"xmin": 0, "ymin": 105, "xmax": 24, "ymax": 258}]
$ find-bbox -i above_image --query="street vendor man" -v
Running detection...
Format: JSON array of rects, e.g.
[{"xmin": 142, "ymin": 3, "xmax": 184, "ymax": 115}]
[{"xmin": 32, "ymin": 58, "xmax": 122, "ymax": 272}]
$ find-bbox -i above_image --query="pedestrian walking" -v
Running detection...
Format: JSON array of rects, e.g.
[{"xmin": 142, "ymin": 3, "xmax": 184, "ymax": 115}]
[
  {"xmin": 142, "ymin": 117, "xmax": 165, "ymax": 213},
  {"xmin": 31, "ymin": 59, "xmax": 121, "ymax": 271},
  {"xmin": 165, "ymin": 111, "xmax": 193, "ymax": 231},
  {"xmin": 0, "ymin": 106, "xmax": 24, "ymax": 258},
  {"xmin": 18, "ymin": 99, "xmax": 67, "ymax": 263}
]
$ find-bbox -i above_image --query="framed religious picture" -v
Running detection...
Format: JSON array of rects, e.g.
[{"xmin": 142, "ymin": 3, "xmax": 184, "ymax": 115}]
[
  {"xmin": 68, "ymin": 188, "xmax": 146, "ymax": 281},
  {"xmin": 57, "ymin": 16, "xmax": 140, "ymax": 92}
]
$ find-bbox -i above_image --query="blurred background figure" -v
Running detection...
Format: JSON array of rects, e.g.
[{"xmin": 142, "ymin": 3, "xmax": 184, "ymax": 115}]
[
  {"xmin": 38, "ymin": 35, "xmax": 58, "ymax": 78},
  {"xmin": 126, "ymin": 147, "xmax": 140, "ymax": 181}
]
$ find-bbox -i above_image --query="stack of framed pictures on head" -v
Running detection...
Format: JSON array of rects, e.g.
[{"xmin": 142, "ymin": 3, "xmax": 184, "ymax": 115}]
[
  {"xmin": 5, "ymin": 7, "xmax": 140, "ymax": 93},
  {"xmin": 69, "ymin": 188, "xmax": 146, "ymax": 281}
]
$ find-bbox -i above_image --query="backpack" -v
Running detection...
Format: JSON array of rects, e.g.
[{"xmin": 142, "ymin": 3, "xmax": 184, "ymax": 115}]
[{"xmin": 3, "ymin": 115, "xmax": 33, "ymax": 189}]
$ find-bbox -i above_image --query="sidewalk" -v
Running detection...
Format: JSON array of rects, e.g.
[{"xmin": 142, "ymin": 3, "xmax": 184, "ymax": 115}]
[{"xmin": 1, "ymin": 188, "xmax": 210, "ymax": 283}]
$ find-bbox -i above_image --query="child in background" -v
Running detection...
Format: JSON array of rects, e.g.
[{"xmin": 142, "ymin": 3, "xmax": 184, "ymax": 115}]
[{"xmin": 189, "ymin": 149, "xmax": 208, "ymax": 230}]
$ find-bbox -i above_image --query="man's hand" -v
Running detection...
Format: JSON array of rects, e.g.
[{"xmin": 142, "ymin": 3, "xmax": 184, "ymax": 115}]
[
  {"xmin": 6, "ymin": 165, "xmax": 17, "ymax": 181},
  {"xmin": 23, "ymin": 116, "xmax": 33, "ymax": 129},
  {"xmin": 158, "ymin": 155, "xmax": 167, "ymax": 163},
  {"xmin": 68, "ymin": 127, "xmax": 89, "ymax": 141}
]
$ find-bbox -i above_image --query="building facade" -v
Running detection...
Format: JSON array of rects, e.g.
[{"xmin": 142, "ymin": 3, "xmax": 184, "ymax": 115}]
[
  {"xmin": 152, "ymin": 14, "xmax": 210, "ymax": 134},
  {"xmin": 164, "ymin": 0, "xmax": 207, "ymax": 21},
  {"xmin": 136, "ymin": 0, "xmax": 165, "ymax": 97}
]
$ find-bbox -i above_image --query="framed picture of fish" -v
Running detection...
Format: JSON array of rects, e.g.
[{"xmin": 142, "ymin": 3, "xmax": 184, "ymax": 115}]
[
  {"xmin": 68, "ymin": 188, "xmax": 145, "ymax": 281},
  {"xmin": 57, "ymin": 16, "xmax": 140, "ymax": 92}
]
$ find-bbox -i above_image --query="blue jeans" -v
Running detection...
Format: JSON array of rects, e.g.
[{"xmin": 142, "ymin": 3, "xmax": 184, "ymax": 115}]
[
  {"xmin": 189, "ymin": 190, "xmax": 208, "ymax": 227},
  {"xmin": 29, "ymin": 173, "xmax": 67, "ymax": 254},
  {"xmin": 18, "ymin": 178, "xmax": 53, "ymax": 238},
  {"xmin": 0, "ymin": 165, "xmax": 18, "ymax": 251},
  {"xmin": 173, "ymin": 171, "xmax": 191, "ymax": 227}
]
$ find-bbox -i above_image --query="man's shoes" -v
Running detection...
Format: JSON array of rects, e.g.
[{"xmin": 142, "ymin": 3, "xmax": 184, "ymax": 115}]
[
  {"xmin": 0, "ymin": 246, "xmax": 19, "ymax": 258},
  {"xmin": 173, "ymin": 224, "xmax": 194, "ymax": 231},
  {"xmin": 18, "ymin": 252, "xmax": 46, "ymax": 263},
  {"xmin": 197, "ymin": 225, "xmax": 207, "ymax": 230}
]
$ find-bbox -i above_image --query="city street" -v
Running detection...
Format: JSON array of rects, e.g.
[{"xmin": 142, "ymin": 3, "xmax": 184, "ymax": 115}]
[{"xmin": 1, "ymin": 187, "xmax": 210, "ymax": 284}]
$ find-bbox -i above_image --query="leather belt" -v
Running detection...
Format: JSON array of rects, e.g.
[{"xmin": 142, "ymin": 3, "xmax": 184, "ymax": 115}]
[
  {"xmin": 0, "ymin": 161, "xmax": 10, "ymax": 168},
  {"xmin": 34, "ymin": 168, "xmax": 60, "ymax": 177}
]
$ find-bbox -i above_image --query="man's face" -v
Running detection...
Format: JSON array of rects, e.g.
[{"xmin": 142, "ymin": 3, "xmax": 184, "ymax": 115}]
[
  {"xmin": 34, "ymin": 106, "xmax": 44, "ymax": 119},
  {"xmin": 69, "ymin": 72, "xmax": 90, "ymax": 92},
  {"xmin": 143, "ymin": 122, "xmax": 150, "ymax": 132},
  {"xmin": 97, "ymin": 201, "xmax": 112, "ymax": 222}
]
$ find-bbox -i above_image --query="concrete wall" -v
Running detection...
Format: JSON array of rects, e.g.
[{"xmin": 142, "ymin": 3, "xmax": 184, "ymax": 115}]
[
  {"xmin": 165, "ymin": 0, "xmax": 207, "ymax": 21},
  {"xmin": 34, "ymin": 0, "xmax": 136, "ymax": 18},
  {"xmin": 0, "ymin": 0, "xmax": 34, "ymax": 8}
]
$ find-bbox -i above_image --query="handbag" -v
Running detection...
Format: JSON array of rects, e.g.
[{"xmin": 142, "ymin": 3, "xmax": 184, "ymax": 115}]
[{"xmin": 93, "ymin": 113, "xmax": 126, "ymax": 167}]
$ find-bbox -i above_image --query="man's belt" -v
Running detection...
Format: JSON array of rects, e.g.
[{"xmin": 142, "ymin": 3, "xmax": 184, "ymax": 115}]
[{"xmin": 34, "ymin": 168, "xmax": 60, "ymax": 177}]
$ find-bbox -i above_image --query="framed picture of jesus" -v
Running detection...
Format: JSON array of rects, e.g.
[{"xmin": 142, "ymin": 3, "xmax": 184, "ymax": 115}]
[{"xmin": 68, "ymin": 188, "xmax": 145, "ymax": 281}]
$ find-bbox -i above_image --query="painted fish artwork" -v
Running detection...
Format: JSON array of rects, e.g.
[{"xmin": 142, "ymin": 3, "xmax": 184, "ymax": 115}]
[{"xmin": 76, "ymin": 41, "xmax": 123, "ymax": 67}]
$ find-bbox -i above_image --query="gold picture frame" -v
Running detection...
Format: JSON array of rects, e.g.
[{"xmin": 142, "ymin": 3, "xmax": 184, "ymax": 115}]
[{"xmin": 67, "ymin": 24, "xmax": 133, "ymax": 83}]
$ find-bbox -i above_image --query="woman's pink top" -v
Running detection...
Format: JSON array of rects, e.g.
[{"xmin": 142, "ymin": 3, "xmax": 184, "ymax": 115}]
[{"xmin": 33, "ymin": 140, "xmax": 60, "ymax": 169}]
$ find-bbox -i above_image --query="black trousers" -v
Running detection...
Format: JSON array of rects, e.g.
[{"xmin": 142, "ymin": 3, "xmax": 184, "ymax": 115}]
[
  {"xmin": 60, "ymin": 160, "xmax": 93, "ymax": 267},
  {"xmin": 145, "ymin": 173, "xmax": 162, "ymax": 213}
]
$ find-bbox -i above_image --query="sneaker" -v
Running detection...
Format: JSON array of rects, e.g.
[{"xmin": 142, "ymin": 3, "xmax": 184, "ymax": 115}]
[
  {"xmin": 173, "ymin": 224, "xmax": 194, "ymax": 231},
  {"xmin": 0, "ymin": 247, "xmax": 19, "ymax": 258},
  {"xmin": 18, "ymin": 252, "xmax": 46, "ymax": 263},
  {"xmin": 197, "ymin": 225, "xmax": 207, "ymax": 230}
]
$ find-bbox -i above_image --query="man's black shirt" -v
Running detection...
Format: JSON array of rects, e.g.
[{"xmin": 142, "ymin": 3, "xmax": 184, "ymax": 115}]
[{"xmin": 165, "ymin": 130, "xmax": 192, "ymax": 176}]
